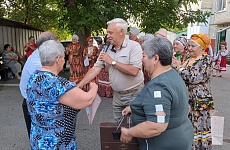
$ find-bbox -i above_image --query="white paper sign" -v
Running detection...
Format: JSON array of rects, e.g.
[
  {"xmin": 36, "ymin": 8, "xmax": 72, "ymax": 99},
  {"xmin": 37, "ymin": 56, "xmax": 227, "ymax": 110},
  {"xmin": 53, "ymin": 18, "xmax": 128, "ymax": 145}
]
[
  {"xmin": 84, "ymin": 56, "xmax": 89, "ymax": 66},
  {"xmin": 85, "ymin": 94, "xmax": 102, "ymax": 125},
  {"xmin": 211, "ymin": 110, "xmax": 224, "ymax": 145}
]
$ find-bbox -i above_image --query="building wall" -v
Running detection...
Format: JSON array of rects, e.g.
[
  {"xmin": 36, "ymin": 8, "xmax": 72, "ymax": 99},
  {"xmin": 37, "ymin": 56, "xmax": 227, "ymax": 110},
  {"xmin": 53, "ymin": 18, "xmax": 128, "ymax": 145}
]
[
  {"xmin": 187, "ymin": 0, "xmax": 212, "ymax": 38},
  {"xmin": 187, "ymin": 18, "xmax": 210, "ymax": 38},
  {"xmin": 201, "ymin": 0, "xmax": 212, "ymax": 9},
  {"xmin": 211, "ymin": 0, "xmax": 230, "ymax": 25},
  {"xmin": 0, "ymin": 25, "xmax": 42, "ymax": 55}
]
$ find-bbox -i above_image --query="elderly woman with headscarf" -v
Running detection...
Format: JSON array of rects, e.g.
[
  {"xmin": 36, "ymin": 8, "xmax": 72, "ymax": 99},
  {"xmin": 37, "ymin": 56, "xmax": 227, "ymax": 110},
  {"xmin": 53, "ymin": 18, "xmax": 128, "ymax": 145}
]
[
  {"xmin": 27, "ymin": 40, "xmax": 98, "ymax": 149},
  {"xmin": 173, "ymin": 35, "xmax": 189, "ymax": 64},
  {"xmin": 172, "ymin": 33, "xmax": 214, "ymax": 150},
  {"xmin": 121, "ymin": 37, "xmax": 193, "ymax": 150},
  {"xmin": 66, "ymin": 34, "xmax": 84, "ymax": 82}
]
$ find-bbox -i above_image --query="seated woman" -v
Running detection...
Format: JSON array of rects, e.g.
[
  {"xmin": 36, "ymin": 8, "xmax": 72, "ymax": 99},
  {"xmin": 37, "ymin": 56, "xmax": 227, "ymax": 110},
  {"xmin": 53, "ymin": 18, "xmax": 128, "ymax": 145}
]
[
  {"xmin": 120, "ymin": 37, "xmax": 193, "ymax": 150},
  {"xmin": 26, "ymin": 40, "xmax": 98, "ymax": 149},
  {"xmin": 2, "ymin": 44, "xmax": 21, "ymax": 79}
]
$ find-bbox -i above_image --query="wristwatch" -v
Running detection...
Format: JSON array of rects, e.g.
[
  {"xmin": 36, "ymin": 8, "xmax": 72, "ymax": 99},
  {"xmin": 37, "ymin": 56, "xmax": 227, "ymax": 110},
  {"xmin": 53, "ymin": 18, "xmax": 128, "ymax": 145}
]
[{"xmin": 111, "ymin": 60, "xmax": 117, "ymax": 66}]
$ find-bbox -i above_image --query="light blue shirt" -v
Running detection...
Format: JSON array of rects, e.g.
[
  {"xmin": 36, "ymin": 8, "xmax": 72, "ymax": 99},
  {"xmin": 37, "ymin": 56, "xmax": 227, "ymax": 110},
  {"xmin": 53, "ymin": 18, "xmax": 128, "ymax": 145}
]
[{"xmin": 19, "ymin": 49, "xmax": 41, "ymax": 99}]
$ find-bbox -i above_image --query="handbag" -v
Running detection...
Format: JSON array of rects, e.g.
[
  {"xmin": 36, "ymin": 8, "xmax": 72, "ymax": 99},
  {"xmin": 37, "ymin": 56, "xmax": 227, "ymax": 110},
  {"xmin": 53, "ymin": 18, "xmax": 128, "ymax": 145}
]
[
  {"xmin": 100, "ymin": 116, "xmax": 140, "ymax": 150},
  {"xmin": 112, "ymin": 115, "xmax": 131, "ymax": 140},
  {"xmin": 193, "ymin": 97, "xmax": 214, "ymax": 111}
]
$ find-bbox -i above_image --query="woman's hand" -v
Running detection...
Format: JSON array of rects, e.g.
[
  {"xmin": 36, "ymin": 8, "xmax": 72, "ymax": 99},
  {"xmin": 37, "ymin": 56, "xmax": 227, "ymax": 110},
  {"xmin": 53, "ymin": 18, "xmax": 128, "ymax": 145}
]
[
  {"xmin": 171, "ymin": 56, "xmax": 182, "ymax": 68},
  {"xmin": 122, "ymin": 106, "xmax": 131, "ymax": 116},
  {"xmin": 120, "ymin": 127, "xmax": 133, "ymax": 143}
]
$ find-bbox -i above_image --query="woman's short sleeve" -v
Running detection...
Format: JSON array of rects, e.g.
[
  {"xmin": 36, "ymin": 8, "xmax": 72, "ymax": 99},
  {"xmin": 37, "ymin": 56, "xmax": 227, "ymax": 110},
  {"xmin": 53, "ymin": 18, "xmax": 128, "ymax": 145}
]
[
  {"xmin": 57, "ymin": 77, "xmax": 76, "ymax": 98},
  {"xmin": 142, "ymin": 83, "xmax": 172, "ymax": 123}
]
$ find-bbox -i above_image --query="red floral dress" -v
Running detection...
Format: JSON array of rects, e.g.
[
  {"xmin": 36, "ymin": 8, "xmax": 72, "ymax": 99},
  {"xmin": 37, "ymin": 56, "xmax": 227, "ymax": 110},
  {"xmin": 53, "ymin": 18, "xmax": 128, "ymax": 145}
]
[
  {"xmin": 83, "ymin": 45, "xmax": 99, "ymax": 72},
  {"xmin": 67, "ymin": 43, "xmax": 84, "ymax": 82},
  {"xmin": 97, "ymin": 44, "xmax": 114, "ymax": 98}
]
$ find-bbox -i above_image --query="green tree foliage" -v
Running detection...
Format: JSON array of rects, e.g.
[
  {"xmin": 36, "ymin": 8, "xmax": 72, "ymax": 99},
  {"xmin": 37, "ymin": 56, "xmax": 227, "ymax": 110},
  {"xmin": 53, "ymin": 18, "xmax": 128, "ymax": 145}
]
[
  {"xmin": 62, "ymin": 0, "xmax": 211, "ymax": 46},
  {"xmin": 0, "ymin": 0, "xmax": 211, "ymax": 44},
  {"xmin": 0, "ymin": 0, "xmax": 70, "ymax": 40}
]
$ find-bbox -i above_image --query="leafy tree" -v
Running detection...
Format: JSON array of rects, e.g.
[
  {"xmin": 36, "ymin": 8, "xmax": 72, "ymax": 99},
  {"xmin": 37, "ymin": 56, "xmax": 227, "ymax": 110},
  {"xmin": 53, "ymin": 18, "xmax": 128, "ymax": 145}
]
[
  {"xmin": 0, "ymin": 0, "xmax": 211, "ymax": 46},
  {"xmin": 0, "ymin": 0, "xmax": 70, "ymax": 40},
  {"xmin": 62, "ymin": 0, "xmax": 211, "ymax": 46}
]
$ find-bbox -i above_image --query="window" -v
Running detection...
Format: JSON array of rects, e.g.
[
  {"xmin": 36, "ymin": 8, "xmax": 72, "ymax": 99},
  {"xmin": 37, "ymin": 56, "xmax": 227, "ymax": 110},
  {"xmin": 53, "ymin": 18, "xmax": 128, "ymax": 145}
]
[{"xmin": 218, "ymin": 0, "xmax": 226, "ymax": 11}]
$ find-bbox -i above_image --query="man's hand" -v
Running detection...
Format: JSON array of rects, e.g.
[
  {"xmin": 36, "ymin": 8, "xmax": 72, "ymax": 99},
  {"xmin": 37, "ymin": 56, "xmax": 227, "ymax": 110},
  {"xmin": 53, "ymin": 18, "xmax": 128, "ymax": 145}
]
[
  {"xmin": 77, "ymin": 82, "xmax": 83, "ymax": 89},
  {"xmin": 99, "ymin": 52, "xmax": 113, "ymax": 65},
  {"xmin": 122, "ymin": 106, "xmax": 131, "ymax": 116},
  {"xmin": 89, "ymin": 82, "xmax": 98, "ymax": 91}
]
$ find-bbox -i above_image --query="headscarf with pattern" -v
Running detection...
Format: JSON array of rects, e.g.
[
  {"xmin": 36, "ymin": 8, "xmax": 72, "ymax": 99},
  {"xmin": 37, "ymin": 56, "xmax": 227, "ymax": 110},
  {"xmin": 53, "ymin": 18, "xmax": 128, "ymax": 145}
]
[{"xmin": 174, "ymin": 36, "xmax": 188, "ymax": 50}]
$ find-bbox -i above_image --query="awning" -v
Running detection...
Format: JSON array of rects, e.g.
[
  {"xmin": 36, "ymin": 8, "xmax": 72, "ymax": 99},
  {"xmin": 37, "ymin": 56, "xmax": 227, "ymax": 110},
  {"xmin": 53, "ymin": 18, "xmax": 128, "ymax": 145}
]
[{"xmin": 217, "ymin": 26, "xmax": 230, "ymax": 33}]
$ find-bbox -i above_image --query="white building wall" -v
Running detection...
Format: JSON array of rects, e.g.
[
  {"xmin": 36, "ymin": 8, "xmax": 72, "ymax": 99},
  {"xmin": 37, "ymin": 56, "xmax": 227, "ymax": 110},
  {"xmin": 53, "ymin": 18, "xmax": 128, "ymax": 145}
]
[
  {"xmin": 167, "ymin": 31, "xmax": 176, "ymax": 43},
  {"xmin": 187, "ymin": 15, "xmax": 210, "ymax": 38}
]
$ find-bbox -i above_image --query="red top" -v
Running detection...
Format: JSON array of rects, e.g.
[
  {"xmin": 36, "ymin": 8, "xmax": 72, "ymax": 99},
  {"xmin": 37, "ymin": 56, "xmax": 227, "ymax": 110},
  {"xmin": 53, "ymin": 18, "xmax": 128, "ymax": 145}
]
[{"xmin": 24, "ymin": 43, "xmax": 37, "ymax": 59}]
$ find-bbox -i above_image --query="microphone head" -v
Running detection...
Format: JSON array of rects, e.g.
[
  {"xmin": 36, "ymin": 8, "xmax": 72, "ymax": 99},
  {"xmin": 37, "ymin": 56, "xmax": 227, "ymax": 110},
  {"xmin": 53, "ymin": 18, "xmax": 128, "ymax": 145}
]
[{"xmin": 103, "ymin": 42, "xmax": 110, "ymax": 52}]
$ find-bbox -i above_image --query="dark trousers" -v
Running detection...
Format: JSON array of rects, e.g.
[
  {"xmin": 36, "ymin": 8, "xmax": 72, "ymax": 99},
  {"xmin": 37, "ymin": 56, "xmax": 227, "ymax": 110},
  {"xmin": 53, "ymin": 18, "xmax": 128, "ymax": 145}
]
[{"xmin": 22, "ymin": 98, "xmax": 31, "ymax": 138}]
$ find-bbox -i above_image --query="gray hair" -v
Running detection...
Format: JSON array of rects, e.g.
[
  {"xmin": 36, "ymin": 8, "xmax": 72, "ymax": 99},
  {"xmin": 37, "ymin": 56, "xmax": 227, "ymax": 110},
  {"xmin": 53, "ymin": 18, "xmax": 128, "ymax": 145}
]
[
  {"xmin": 39, "ymin": 40, "xmax": 65, "ymax": 66},
  {"xmin": 142, "ymin": 37, "xmax": 173, "ymax": 66},
  {"xmin": 36, "ymin": 32, "xmax": 58, "ymax": 47},
  {"xmin": 72, "ymin": 34, "xmax": 79, "ymax": 41},
  {"xmin": 144, "ymin": 34, "xmax": 154, "ymax": 41},
  {"xmin": 107, "ymin": 18, "xmax": 128, "ymax": 33}
]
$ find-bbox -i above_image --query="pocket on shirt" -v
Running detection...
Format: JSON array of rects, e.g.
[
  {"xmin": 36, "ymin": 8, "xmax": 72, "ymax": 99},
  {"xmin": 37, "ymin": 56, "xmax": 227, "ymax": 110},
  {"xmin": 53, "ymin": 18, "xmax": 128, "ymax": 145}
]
[{"xmin": 117, "ymin": 55, "xmax": 129, "ymax": 64}]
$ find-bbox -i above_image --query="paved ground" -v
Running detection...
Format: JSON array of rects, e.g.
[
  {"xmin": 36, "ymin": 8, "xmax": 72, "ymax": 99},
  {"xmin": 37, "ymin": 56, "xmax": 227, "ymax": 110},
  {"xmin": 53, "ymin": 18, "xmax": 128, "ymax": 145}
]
[{"xmin": 0, "ymin": 68, "xmax": 230, "ymax": 150}]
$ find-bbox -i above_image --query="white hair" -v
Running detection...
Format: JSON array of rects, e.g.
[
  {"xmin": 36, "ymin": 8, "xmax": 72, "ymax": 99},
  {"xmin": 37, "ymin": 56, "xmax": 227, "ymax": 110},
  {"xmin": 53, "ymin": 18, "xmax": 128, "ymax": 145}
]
[
  {"xmin": 72, "ymin": 34, "xmax": 79, "ymax": 41},
  {"xmin": 130, "ymin": 27, "xmax": 140, "ymax": 36},
  {"xmin": 39, "ymin": 40, "xmax": 65, "ymax": 66},
  {"xmin": 107, "ymin": 18, "xmax": 128, "ymax": 33}
]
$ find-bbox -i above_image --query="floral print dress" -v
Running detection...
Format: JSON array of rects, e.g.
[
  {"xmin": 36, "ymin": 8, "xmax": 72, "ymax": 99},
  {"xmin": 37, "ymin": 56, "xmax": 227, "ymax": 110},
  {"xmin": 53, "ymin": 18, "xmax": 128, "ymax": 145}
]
[
  {"xmin": 83, "ymin": 45, "xmax": 98, "ymax": 72},
  {"xmin": 180, "ymin": 54, "xmax": 213, "ymax": 150},
  {"xmin": 27, "ymin": 70, "xmax": 80, "ymax": 150},
  {"xmin": 68, "ymin": 43, "xmax": 84, "ymax": 82}
]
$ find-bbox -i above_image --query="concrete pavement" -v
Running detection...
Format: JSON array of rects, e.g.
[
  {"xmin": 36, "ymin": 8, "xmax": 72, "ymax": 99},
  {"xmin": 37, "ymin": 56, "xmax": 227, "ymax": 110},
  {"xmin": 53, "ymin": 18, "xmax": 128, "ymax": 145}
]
[{"xmin": 0, "ymin": 67, "xmax": 230, "ymax": 150}]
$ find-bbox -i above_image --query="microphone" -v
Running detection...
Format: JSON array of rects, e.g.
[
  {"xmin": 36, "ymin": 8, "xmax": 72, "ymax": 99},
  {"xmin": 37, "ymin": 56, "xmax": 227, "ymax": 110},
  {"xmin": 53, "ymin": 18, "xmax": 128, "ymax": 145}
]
[{"xmin": 102, "ymin": 42, "xmax": 110, "ymax": 52}]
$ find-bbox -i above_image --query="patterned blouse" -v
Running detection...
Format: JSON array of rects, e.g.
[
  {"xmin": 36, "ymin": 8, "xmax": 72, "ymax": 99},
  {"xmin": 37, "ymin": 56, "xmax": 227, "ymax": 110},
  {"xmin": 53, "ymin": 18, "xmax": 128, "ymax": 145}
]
[
  {"xmin": 180, "ymin": 54, "xmax": 213, "ymax": 100},
  {"xmin": 27, "ymin": 70, "xmax": 79, "ymax": 150}
]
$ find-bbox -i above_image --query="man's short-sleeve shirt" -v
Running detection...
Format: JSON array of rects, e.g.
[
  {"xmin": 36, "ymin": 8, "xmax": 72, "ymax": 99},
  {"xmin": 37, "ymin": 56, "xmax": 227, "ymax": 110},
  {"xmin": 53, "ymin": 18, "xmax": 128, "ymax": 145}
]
[{"xmin": 94, "ymin": 38, "xmax": 144, "ymax": 91}]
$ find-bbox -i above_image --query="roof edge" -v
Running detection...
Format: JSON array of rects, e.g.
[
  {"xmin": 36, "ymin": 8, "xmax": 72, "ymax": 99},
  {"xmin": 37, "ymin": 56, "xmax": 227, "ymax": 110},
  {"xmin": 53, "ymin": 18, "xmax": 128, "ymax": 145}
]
[{"xmin": 0, "ymin": 18, "xmax": 44, "ymax": 31}]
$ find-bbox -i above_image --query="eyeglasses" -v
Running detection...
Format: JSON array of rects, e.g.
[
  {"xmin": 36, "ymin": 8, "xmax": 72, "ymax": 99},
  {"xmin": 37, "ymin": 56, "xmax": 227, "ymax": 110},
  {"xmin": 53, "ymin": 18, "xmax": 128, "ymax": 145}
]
[{"xmin": 88, "ymin": 40, "xmax": 93, "ymax": 42}]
